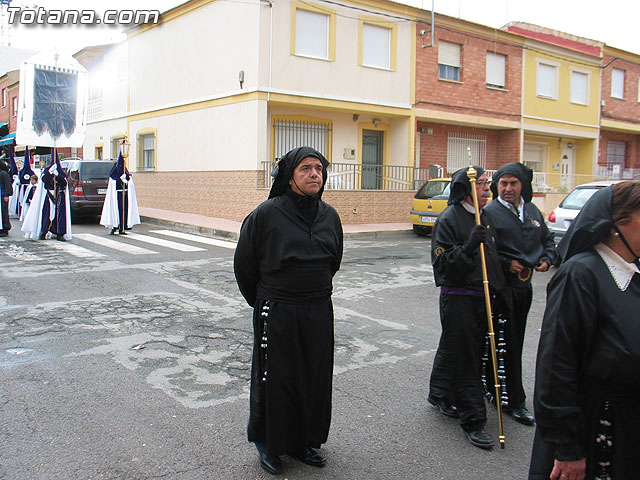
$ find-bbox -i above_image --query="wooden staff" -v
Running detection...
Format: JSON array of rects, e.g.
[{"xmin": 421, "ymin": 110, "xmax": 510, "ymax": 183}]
[{"xmin": 467, "ymin": 165, "xmax": 506, "ymax": 449}]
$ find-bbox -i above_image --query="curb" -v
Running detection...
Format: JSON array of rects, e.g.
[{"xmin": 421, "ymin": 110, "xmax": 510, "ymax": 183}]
[
  {"xmin": 141, "ymin": 216, "xmax": 240, "ymax": 242},
  {"xmin": 142, "ymin": 216, "xmax": 414, "ymax": 242}
]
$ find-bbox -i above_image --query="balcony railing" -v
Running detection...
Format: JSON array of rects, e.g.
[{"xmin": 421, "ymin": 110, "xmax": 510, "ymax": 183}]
[
  {"xmin": 260, "ymin": 161, "xmax": 433, "ymax": 191},
  {"xmin": 259, "ymin": 162, "xmax": 640, "ymax": 192},
  {"xmin": 486, "ymin": 168, "xmax": 640, "ymax": 194}
]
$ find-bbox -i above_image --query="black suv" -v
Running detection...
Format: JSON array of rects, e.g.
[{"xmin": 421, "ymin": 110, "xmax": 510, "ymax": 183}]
[{"xmin": 60, "ymin": 158, "xmax": 115, "ymax": 220}]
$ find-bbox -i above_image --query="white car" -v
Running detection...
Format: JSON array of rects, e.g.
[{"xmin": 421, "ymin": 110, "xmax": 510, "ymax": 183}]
[{"xmin": 547, "ymin": 180, "xmax": 620, "ymax": 238}]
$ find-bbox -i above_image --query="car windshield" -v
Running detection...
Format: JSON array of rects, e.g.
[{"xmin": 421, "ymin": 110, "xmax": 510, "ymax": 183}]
[
  {"xmin": 560, "ymin": 187, "xmax": 600, "ymax": 210},
  {"xmin": 80, "ymin": 162, "xmax": 115, "ymax": 180},
  {"xmin": 416, "ymin": 181, "xmax": 451, "ymax": 200}
]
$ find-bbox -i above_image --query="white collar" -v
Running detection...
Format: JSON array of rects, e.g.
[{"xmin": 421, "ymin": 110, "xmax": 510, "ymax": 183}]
[
  {"xmin": 594, "ymin": 243, "xmax": 640, "ymax": 292},
  {"xmin": 497, "ymin": 196, "xmax": 525, "ymax": 221},
  {"xmin": 462, "ymin": 202, "xmax": 476, "ymax": 214}
]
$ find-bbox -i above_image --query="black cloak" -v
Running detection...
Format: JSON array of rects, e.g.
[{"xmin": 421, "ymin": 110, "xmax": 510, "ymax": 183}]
[
  {"xmin": 529, "ymin": 184, "xmax": 640, "ymax": 479},
  {"xmin": 234, "ymin": 146, "xmax": 343, "ymax": 457}
]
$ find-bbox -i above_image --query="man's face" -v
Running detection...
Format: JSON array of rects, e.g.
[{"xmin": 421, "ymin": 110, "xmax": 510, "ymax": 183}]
[
  {"xmin": 289, "ymin": 156, "xmax": 324, "ymax": 196},
  {"xmin": 465, "ymin": 172, "xmax": 491, "ymax": 208},
  {"xmin": 497, "ymin": 174, "xmax": 522, "ymax": 205}
]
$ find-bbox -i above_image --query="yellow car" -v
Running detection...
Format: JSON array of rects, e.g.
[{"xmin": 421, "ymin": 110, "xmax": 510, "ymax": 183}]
[{"xmin": 410, "ymin": 178, "xmax": 451, "ymax": 236}]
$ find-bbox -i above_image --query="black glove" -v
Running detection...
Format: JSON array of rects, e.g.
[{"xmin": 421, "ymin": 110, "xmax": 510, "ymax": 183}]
[{"xmin": 463, "ymin": 225, "xmax": 486, "ymax": 255}]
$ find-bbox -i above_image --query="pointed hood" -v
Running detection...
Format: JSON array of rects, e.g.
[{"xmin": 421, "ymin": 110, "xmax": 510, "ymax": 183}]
[
  {"xmin": 9, "ymin": 148, "xmax": 18, "ymax": 176},
  {"xmin": 19, "ymin": 146, "xmax": 35, "ymax": 184}
]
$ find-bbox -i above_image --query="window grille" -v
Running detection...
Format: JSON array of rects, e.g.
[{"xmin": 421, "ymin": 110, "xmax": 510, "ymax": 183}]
[
  {"xmin": 446, "ymin": 133, "xmax": 486, "ymax": 173},
  {"xmin": 273, "ymin": 119, "xmax": 330, "ymax": 160}
]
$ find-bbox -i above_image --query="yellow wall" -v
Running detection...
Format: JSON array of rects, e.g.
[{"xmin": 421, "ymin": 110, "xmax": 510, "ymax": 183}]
[
  {"xmin": 525, "ymin": 134, "xmax": 597, "ymax": 190},
  {"xmin": 523, "ymin": 49, "xmax": 600, "ymax": 127}
]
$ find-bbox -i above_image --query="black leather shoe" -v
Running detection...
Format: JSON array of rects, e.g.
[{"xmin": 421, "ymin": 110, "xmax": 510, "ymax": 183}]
[
  {"xmin": 428, "ymin": 395, "xmax": 459, "ymax": 418},
  {"xmin": 505, "ymin": 406, "xmax": 535, "ymax": 426},
  {"xmin": 258, "ymin": 451, "xmax": 283, "ymax": 475},
  {"xmin": 110, "ymin": 228, "xmax": 116, "ymax": 235},
  {"xmin": 56, "ymin": 235, "xmax": 66, "ymax": 242},
  {"xmin": 463, "ymin": 428, "xmax": 494, "ymax": 450},
  {"xmin": 291, "ymin": 447, "xmax": 326, "ymax": 467}
]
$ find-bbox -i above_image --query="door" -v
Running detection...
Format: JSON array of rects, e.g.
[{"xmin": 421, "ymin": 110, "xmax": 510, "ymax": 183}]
[
  {"xmin": 560, "ymin": 147, "xmax": 575, "ymax": 191},
  {"xmin": 362, "ymin": 130, "xmax": 383, "ymax": 189}
]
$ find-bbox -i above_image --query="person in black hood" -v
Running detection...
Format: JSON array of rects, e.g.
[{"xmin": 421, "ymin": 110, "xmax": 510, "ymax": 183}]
[
  {"xmin": 483, "ymin": 162, "xmax": 557, "ymax": 427},
  {"xmin": 0, "ymin": 155, "xmax": 13, "ymax": 237},
  {"xmin": 428, "ymin": 166, "xmax": 504, "ymax": 450},
  {"xmin": 529, "ymin": 181, "xmax": 640, "ymax": 480},
  {"xmin": 234, "ymin": 146, "xmax": 343, "ymax": 475}
]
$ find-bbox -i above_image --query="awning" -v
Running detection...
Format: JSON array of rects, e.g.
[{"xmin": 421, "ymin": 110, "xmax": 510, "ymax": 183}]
[{"xmin": 0, "ymin": 132, "xmax": 16, "ymax": 146}]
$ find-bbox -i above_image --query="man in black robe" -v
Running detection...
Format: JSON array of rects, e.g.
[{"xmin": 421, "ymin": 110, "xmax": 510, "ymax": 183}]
[
  {"xmin": 428, "ymin": 166, "xmax": 504, "ymax": 450},
  {"xmin": 529, "ymin": 181, "xmax": 640, "ymax": 480},
  {"xmin": 0, "ymin": 156, "xmax": 13, "ymax": 237},
  {"xmin": 234, "ymin": 146, "xmax": 343, "ymax": 475},
  {"xmin": 483, "ymin": 162, "xmax": 557, "ymax": 426}
]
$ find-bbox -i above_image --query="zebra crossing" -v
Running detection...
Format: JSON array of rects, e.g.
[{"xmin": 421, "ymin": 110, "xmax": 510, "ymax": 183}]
[{"xmin": 1, "ymin": 229, "xmax": 237, "ymax": 260}]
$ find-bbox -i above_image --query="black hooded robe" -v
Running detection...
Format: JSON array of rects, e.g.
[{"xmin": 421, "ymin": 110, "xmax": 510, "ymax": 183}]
[
  {"xmin": 234, "ymin": 149, "xmax": 343, "ymax": 456},
  {"xmin": 483, "ymin": 162, "xmax": 557, "ymax": 410},
  {"xmin": 428, "ymin": 166, "xmax": 505, "ymax": 432},
  {"xmin": 0, "ymin": 162, "xmax": 12, "ymax": 233},
  {"xmin": 529, "ymin": 186, "xmax": 640, "ymax": 479},
  {"xmin": 529, "ymin": 252, "xmax": 640, "ymax": 479}
]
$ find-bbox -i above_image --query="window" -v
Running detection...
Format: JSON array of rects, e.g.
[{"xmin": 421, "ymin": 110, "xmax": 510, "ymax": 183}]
[
  {"xmin": 486, "ymin": 52, "xmax": 506, "ymax": 88},
  {"xmin": 523, "ymin": 142, "xmax": 546, "ymax": 171},
  {"xmin": 605, "ymin": 140, "xmax": 626, "ymax": 178},
  {"xmin": 12, "ymin": 96, "xmax": 17, "ymax": 117},
  {"xmin": 111, "ymin": 136, "xmax": 125, "ymax": 159},
  {"xmin": 446, "ymin": 133, "xmax": 486, "ymax": 173},
  {"xmin": 138, "ymin": 133, "xmax": 155, "ymax": 171},
  {"xmin": 611, "ymin": 68, "xmax": 625, "ymax": 99},
  {"xmin": 273, "ymin": 119, "xmax": 330, "ymax": 160},
  {"xmin": 293, "ymin": 5, "xmax": 335, "ymax": 61},
  {"xmin": 1, "ymin": 88, "xmax": 6, "ymax": 107},
  {"xmin": 360, "ymin": 20, "xmax": 396, "ymax": 70},
  {"xmin": 536, "ymin": 62, "xmax": 557, "ymax": 99},
  {"xmin": 95, "ymin": 146, "xmax": 103, "ymax": 160},
  {"xmin": 570, "ymin": 70, "xmax": 589, "ymax": 105},
  {"xmin": 438, "ymin": 41, "xmax": 461, "ymax": 81}
]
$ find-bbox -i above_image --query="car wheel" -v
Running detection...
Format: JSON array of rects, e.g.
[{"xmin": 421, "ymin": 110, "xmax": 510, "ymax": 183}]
[{"xmin": 412, "ymin": 225, "xmax": 431, "ymax": 236}]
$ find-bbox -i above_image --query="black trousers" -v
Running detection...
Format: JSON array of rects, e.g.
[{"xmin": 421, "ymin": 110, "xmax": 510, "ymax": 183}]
[
  {"xmin": 116, "ymin": 189, "xmax": 129, "ymax": 231},
  {"xmin": 429, "ymin": 293, "xmax": 488, "ymax": 431}
]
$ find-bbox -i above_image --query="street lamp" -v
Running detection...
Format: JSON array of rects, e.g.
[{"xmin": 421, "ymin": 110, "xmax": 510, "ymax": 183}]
[{"xmin": 120, "ymin": 136, "xmax": 130, "ymax": 159}]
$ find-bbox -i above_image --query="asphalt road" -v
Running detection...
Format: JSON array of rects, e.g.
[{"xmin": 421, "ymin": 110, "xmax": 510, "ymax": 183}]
[{"xmin": 0, "ymin": 218, "xmax": 554, "ymax": 479}]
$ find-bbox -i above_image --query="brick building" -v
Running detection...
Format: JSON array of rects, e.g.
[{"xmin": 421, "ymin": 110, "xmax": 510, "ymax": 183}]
[
  {"xmin": 414, "ymin": 14, "xmax": 523, "ymax": 176},
  {"xmin": 599, "ymin": 46, "xmax": 640, "ymax": 178}
]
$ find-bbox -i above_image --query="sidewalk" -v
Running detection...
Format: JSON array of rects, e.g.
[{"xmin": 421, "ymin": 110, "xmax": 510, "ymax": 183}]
[{"xmin": 139, "ymin": 207, "xmax": 413, "ymax": 241}]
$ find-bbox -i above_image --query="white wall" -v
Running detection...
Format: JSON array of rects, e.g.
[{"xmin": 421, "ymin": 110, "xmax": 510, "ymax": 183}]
[
  {"xmin": 129, "ymin": 99, "xmax": 263, "ymax": 171},
  {"xmin": 128, "ymin": 1, "xmax": 262, "ymax": 113}
]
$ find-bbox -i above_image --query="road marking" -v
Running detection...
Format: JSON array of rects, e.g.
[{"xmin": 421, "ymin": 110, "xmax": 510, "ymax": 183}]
[
  {"xmin": 47, "ymin": 239, "xmax": 107, "ymax": 258},
  {"xmin": 124, "ymin": 232, "xmax": 206, "ymax": 252},
  {"xmin": 150, "ymin": 230, "xmax": 236, "ymax": 249},
  {"xmin": 73, "ymin": 233, "xmax": 157, "ymax": 255},
  {"xmin": 1, "ymin": 243, "xmax": 40, "ymax": 261}
]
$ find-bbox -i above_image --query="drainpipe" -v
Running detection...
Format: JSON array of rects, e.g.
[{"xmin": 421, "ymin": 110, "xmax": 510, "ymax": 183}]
[{"xmin": 431, "ymin": 0, "xmax": 434, "ymax": 47}]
